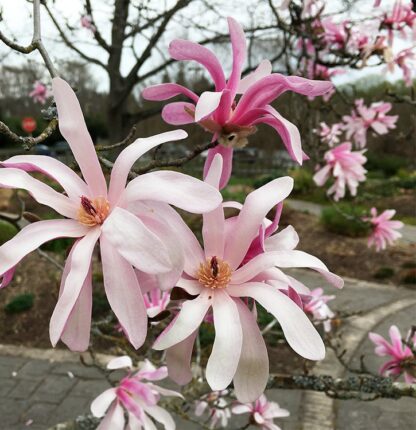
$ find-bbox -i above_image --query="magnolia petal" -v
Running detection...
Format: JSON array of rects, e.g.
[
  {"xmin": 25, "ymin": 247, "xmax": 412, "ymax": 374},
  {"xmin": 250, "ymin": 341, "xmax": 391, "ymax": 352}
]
[
  {"xmin": 254, "ymin": 109, "xmax": 303, "ymax": 164},
  {"xmin": 227, "ymin": 17, "xmax": 247, "ymax": 97},
  {"xmin": 176, "ymin": 279, "xmax": 203, "ymax": 295},
  {"xmin": 162, "ymin": 102, "xmax": 196, "ymax": 125},
  {"xmin": 144, "ymin": 405, "xmax": 175, "ymax": 430},
  {"xmin": 224, "ymin": 176, "xmax": 294, "ymax": 269},
  {"xmin": 228, "ymin": 282, "xmax": 325, "ymax": 360},
  {"xmin": 268, "ymin": 250, "xmax": 344, "ymax": 289},
  {"xmin": 100, "ymin": 236, "xmax": 148, "ymax": 349},
  {"xmin": 203, "ymin": 145, "xmax": 234, "ymax": 190},
  {"xmin": 134, "ymin": 201, "xmax": 204, "ymax": 277},
  {"xmin": 107, "ymin": 356, "xmax": 133, "ymax": 370},
  {"xmin": 52, "ymin": 77, "xmax": 107, "ymax": 197},
  {"xmin": 108, "ymin": 130, "xmax": 187, "ymax": 204},
  {"xmin": 232, "ymin": 74, "xmax": 333, "ymax": 122},
  {"xmin": 49, "ymin": 228, "xmax": 100, "ymax": 347},
  {"xmin": 102, "ymin": 207, "xmax": 172, "ymax": 274},
  {"xmin": 313, "ymin": 165, "xmax": 332, "ymax": 186},
  {"xmin": 169, "ymin": 39, "xmax": 226, "ymax": 90},
  {"xmin": 0, "ymin": 267, "xmax": 16, "ymax": 289},
  {"xmin": 153, "ymin": 291, "xmax": 211, "ymax": 350},
  {"xmin": 1, "ymin": 155, "xmax": 89, "ymax": 201},
  {"xmin": 233, "ymin": 299, "xmax": 269, "ymax": 403},
  {"xmin": 264, "ymin": 225, "xmax": 299, "ymax": 251},
  {"xmin": 97, "ymin": 402, "xmax": 125, "ymax": 430},
  {"xmin": 166, "ymin": 331, "xmax": 197, "ymax": 385},
  {"xmin": 142, "ymin": 83, "xmax": 199, "ymax": 103},
  {"xmin": 91, "ymin": 388, "xmax": 117, "ymax": 417},
  {"xmin": 123, "ymin": 171, "xmax": 222, "ymax": 214},
  {"xmin": 206, "ymin": 290, "xmax": 242, "ymax": 390},
  {"xmin": 60, "ymin": 261, "xmax": 92, "ymax": 352},
  {"xmin": 134, "ymin": 211, "xmax": 185, "ymax": 290},
  {"xmin": 0, "ymin": 168, "xmax": 78, "ymax": 218},
  {"xmin": 0, "ymin": 219, "xmax": 88, "ymax": 278},
  {"xmin": 237, "ymin": 59, "xmax": 272, "ymax": 94},
  {"xmin": 203, "ymin": 154, "xmax": 225, "ymax": 258},
  {"xmin": 195, "ymin": 91, "xmax": 223, "ymax": 122}
]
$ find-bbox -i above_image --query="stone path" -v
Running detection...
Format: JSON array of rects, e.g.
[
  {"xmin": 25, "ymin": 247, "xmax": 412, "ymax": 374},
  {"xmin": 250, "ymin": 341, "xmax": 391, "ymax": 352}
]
[
  {"xmin": 286, "ymin": 199, "xmax": 416, "ymax": 245},
  {"xmin": 0, "ymin": 271, "xmax": 414, "ymax": 429}
]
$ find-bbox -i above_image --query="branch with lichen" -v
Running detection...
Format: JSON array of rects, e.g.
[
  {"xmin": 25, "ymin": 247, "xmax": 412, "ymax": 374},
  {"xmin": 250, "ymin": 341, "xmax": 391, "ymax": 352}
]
[{"xmin": 268, "ymin": 373, "xmax": 416, "ymax": 400}]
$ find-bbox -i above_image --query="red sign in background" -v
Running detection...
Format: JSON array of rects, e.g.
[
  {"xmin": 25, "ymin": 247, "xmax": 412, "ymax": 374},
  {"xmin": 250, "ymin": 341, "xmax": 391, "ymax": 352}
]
[{"xmin": 22, "ymin": 117, "xmax": 37, "ymax": 134}]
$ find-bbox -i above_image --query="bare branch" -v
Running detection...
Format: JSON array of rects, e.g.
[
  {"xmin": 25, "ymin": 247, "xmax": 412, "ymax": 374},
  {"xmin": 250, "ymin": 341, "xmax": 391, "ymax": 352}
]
[
  {"xmin": 84, "ymin": 0, "xmax": 111, "ymax": 52},
  {"xmin": 0, "ymin": 119, "xmax": 58, "ymax": 150},
  {"xmin": 96, "ymin": 125, "xmax": 137, "ymax": 151},
  {"xmin": 42, "ymin": 1, "xmax": 108, "ymax": 71},
  {"xmin": 0, "ymin": 0, "xmax": 58, "ymax": 77}
]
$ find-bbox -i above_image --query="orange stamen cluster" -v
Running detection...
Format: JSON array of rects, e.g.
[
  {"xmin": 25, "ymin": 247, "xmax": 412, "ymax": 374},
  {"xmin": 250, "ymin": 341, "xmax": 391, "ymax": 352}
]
[
  {"xmin": 77, "ymin": 196, "xmax": 110, "ymax": 226},
  {"xmin": 197, "ymin": 256, "xmax": 232, "ymax": 290}
]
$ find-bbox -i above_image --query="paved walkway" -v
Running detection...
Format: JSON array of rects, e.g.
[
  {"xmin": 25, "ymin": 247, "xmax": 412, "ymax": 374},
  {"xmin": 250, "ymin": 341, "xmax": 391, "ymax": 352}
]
[
  {"xmin": 0, "ymin": 271, "xmax": 414, "ymax": 429},
  {"xmin": 286, "ymin": 199, "xmax": 416, "ymax": 245}
]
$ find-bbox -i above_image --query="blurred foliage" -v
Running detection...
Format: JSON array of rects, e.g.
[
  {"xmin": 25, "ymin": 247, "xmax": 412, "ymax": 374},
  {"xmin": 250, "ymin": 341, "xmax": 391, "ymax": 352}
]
[
  {"xmin": 320, "ymin": 205, "xmax": 371, "ymax": 237},
  {"xmin": 400, "ymin": 269, "xmax": 416, "ymax": 285},
  {"xmin": 0, "ymin": 220, "xmax": 18, "ymax": 245},
  {"xmin": 366, "ymin": 152, "xmax": 410, "ymax": 177},
  {"xmin": 92, "ymin": 290, "xmax": 111, "ymax": 318},
  {"xmin": 288, "ymin": 168, "xmax": 314, "ymax": 194},
  {"xmin": 5, "ymin": 293, "xmax": 34, "ymax": 314},
  {"xmin": 373, "ymin": 267, "xmax": 395, "ymax": 280}
]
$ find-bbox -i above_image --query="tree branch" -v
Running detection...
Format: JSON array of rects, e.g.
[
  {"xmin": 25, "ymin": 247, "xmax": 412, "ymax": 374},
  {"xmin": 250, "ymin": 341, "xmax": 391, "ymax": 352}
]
[
  {"xmin": 0, "ymin": 119, "xmax": 58, "ymax": 150},
  {"xmin": 268, "ymin": 373, "xmax": 416, "ymax": 400}
]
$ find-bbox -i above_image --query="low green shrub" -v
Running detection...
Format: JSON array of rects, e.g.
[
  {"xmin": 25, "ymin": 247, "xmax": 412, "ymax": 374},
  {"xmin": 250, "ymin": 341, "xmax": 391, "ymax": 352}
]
[
  {"xmin": 320, "ymin": 205, "xmax": 371, "ymax": 237},
  {"xmin": 288, "ymin": 168, "xmax": 314, "ymax": 194},
  {"xmin": 401, "ymin": 269, "xmax": 416, "ymax": 285},
  {"xmin": 366, "ymin": 153, "xmax": 409, "ymax": 177},
  {"xmin": 92, "ymin": 291, "xmax": 111, "ymax": 317},
  {"xmin": 373, "ymin": 267, "xmax": 395, "ymax": 279},
  {"xmin": 5, "ymin": 293, "xmax": 34, "ymax": 314},
  {"xmin": 0, "ymin": 220, "xmax": 18, "ymax": 245}
]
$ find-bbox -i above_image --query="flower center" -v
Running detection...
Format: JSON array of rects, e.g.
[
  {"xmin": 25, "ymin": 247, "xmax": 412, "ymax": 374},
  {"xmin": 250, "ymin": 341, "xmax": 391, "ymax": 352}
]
[
  {"xmin": 77, "ymin": 196, "xmax": 110, "ymax": 226},
  {"xmin": 218, "ymin": 124, "xmax": 257, "ymax": 149},
  {"xmin": 197, "ymin": 256, "xmax": 232, "ymax": 289}
]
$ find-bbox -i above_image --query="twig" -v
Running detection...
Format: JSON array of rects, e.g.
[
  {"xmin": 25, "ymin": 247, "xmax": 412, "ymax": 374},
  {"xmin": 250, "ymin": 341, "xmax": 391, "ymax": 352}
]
[
  {"xmin": 135, "ymin": 139, "xmax": 218, "ymax": 174},
  {"xmin": 96, "ymin": 125, "xmax": 137, "ymax": 151},
  {"xmin": 0, "ymin": 118, "xmax": 58, "ymax": 150}
]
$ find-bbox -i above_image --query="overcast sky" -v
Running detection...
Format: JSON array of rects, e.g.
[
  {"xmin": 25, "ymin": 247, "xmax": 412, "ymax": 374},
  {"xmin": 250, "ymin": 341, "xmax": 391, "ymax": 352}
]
[{"xmin": 0, "ymin": 0, "xmax": 408, "ymax": 92}]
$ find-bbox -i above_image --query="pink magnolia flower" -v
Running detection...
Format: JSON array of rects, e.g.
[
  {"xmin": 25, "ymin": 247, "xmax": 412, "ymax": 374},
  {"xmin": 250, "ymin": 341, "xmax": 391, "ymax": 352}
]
[
  {"xmin": 143, "ymin": 287, "xmax": 170, "ymax": 318},
  {"xmin": 303, "ymin": 288, "xmax": 335, "ymax": 333},
  {"xmin": 142, "ymin": 17, "xmax": 333, "ymax": 188},
  {"xmin": 241, "ymin": 203, "xmax": 337, "ymax": 334},
  {"xmin": 383, "ymin": 0, "xmax": 416, "ymax": 44},
  {"xmin": 386, "ymin": 48, "xmax": 415, "ymax": 86},
  {"xmin": 313, "ymin": 142, "xmax": 367, "ymax": 201},
  {"xmin": 369, "ymin": 325, "xmax": 416, "ymax": 383},
  {"xmin": 81, "ymin": 14, "xmax": 96, "ymax": 33},
  {"xmin": 319, "ymin": 18, "xmax": 349, "ymax": 50},
  {"xmin": 314, "ymin": 122, "xmax": 343, "ymax": 147},
  {"xmin": 194, "ymin": 390, "xmax": 231, "ymax": 429},
  {"xmin": 232, "ymin": 394, "xmax": 289, "ymax": 430},
  {"xmin": 91, "ymin": 356, "xmax": 181, "ymax": 429},
  {"xmin": 0, "ymin": 77, "xmax": 221, "ymax": 351},
  {"xmin": 343, "ymin": 99, "xmax": 398, "ymax": 148},
  {"xmin": 29, "ymin": 81, "xmax": 49, "ymax": 104},
  {"xmin": 366, "ymin": 208, "xmax": 404, "ymax": 251},
  {"xmin": 154, "ymin": 155, "xmax": 343, "ymax": 402}
]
